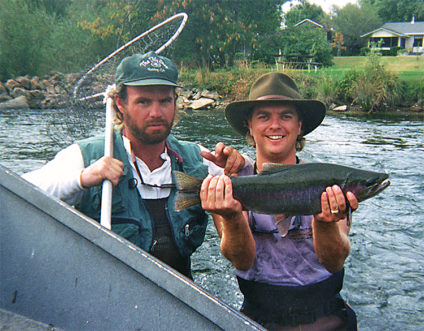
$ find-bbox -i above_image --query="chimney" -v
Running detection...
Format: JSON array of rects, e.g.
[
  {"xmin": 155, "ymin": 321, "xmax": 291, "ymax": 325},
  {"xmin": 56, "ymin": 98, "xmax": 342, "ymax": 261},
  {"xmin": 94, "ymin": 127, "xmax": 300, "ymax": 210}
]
[{"xmin": 411, "ymin": 15, "xmax": 415, "ymax": 24}]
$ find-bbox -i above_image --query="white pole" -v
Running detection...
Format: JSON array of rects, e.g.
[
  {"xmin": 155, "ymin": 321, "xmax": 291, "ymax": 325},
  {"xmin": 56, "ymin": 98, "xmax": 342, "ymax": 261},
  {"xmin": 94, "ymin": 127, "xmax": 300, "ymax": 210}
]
[
  {"xmin": 90, "ymin": 13, "xmax": 189, "ymax": 230},
  {"xmin": 100, "ymin": 97, "xmax": 114, "ymax": 229}
]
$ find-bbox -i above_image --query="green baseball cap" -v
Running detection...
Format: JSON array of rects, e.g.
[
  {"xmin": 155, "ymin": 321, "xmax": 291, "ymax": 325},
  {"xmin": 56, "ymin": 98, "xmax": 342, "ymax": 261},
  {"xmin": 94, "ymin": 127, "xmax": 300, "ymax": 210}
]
[{"xmin": 115, "ymin": 51, "xmax": 178, "ymax": 87}]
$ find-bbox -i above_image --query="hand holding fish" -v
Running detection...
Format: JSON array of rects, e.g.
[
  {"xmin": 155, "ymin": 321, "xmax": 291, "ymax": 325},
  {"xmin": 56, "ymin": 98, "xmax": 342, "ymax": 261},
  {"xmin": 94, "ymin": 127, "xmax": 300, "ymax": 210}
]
[
  {"xmin": 200, "ymin": 142, "xmax": 245, "ymax": 176},
  {"xmin": 200, "ymin": 174, "xmax": 243, "ymax": 219},
  {"xmin": 312, "ymin": 185, "xmax": 359, "ymax": 273},
  {"xmin": 200, "ymin": 174, "xmax": 256, "ymax": 271},
  {"xmin": 315, "ymin": 185, "xmax": 358, "ymax": 223}
]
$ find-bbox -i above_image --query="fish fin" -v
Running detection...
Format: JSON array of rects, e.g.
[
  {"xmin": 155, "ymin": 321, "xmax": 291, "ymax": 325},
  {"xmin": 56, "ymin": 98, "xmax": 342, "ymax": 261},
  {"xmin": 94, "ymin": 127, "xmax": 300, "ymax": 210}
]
[
  {"xmin": 261, "ymin": 162, "xmax": 293, "ymax": 175},
  {"xmin": 175, "ymin": 192, "xmax": 201, "ymax": 211},
  {"xmin": 174, "ymin": 171, "xmax": 203, "ymax": 211},
  {"xmin": 174, "ymin": 171, "xmax": 203, "ymax": 191},
  {"xmin": 274, "ymin": 214, "xmax": 292, "ymax": 237}
]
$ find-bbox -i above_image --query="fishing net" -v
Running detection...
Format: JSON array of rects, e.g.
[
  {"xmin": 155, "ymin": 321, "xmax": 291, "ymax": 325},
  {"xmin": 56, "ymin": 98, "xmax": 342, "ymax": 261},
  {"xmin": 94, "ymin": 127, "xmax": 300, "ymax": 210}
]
[{"xmin": 46, "ymin": 13, "xmax": 188, "ymax": 147}]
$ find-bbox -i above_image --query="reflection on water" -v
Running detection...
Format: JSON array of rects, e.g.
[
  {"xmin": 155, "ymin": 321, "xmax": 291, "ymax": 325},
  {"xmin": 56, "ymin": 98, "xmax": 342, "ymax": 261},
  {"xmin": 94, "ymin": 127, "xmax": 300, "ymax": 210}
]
[{"xmin": 1, "ymin": 108, "xmax": 424, "ymax": 330}]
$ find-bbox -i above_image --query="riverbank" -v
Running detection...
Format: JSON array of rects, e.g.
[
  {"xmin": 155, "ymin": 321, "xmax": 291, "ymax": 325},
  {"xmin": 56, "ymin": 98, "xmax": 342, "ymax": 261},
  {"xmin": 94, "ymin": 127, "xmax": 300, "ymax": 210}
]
[
  {"xmin": 326, "ymin": 104, "xmax": 424, "ymax": 118},
  {"xmin": 0, "ymin": 72, "xmax": 226, "ymax": 111},
  {"xmin": 1, "ymin": 67, "xmax": 423, "ymax": 117}
]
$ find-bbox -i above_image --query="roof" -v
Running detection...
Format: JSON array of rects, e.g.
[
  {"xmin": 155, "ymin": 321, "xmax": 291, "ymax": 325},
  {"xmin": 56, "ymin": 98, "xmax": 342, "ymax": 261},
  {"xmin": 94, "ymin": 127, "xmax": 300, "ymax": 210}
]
[
  {"xmin": 295, "ymin": 18, "xmax": 324, "ymax": 29},
  {"xmin": 294, "ymin": 18, "xmax": 333, "ymax": 32},
  {"xmin": 361, "ymin": 21, "xmax": 424, "ymax": 37}
]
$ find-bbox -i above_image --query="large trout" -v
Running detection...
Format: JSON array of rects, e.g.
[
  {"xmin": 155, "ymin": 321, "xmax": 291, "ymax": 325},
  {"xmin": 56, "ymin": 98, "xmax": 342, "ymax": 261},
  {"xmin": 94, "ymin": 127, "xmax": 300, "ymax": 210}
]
[{"xmin": 174, "ymin": 162, "xmax": 390, "ymax": 215}]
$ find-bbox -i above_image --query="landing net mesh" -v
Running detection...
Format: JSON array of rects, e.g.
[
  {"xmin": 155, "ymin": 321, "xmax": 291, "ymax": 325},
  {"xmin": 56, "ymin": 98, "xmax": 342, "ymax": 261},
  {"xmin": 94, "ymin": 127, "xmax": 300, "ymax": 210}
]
[{"xmin": 46, "ymin": 13, "xmax": 187, "ymax": 147}]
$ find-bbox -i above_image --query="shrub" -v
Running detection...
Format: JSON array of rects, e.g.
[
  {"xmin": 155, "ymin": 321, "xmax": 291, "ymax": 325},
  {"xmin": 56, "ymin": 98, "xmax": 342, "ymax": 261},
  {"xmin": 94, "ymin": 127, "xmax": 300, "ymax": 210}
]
[
  {"xmin": 335, "ymin": 70, "xmax": 360, "ymax": 103},
  {"xmin": 316, "ymin": 74, "xmax": 338, "ymax": 104},
  {"xmin": 350, "ymin": 51, "xmax": 402, "ymax": 112},
  {"xmin": 360, "ymin": 47, "xmax": 371, "ymax": 56},
  {"xmin": 402, "ymin": 80, "xmax": 424, "ymax": 107}
]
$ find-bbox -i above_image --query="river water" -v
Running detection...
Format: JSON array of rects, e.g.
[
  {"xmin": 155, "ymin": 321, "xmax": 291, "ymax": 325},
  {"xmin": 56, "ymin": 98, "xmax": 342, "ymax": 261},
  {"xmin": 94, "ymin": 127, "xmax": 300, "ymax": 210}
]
[{"xmin": 1, "ymin": 108, "xmax": 423, "ymax": 330}]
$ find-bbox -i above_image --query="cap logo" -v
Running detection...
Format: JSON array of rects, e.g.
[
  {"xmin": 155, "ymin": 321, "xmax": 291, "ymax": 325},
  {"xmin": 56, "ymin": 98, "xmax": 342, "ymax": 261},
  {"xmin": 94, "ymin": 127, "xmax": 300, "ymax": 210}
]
[{"xmin": 139, "ymin": 55, "xmax": 169, "ymax": 73}]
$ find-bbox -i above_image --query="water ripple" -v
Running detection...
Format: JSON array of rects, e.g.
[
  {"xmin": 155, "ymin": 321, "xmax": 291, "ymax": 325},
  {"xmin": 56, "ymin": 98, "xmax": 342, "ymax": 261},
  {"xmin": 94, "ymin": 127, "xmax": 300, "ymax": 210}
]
[{"xmin": 2, "ymin": 108, "xmax": 423, "ymax": 329}]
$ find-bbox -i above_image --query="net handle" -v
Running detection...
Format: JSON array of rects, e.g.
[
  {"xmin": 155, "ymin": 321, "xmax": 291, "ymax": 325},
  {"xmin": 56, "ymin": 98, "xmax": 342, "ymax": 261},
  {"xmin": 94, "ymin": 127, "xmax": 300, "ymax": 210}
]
[
  {"xmin": 100, "ymin": 97, "xmax": 114, "ymax": 229},
  {"xmin": 99, "ymin": 12, "xmax": 188, "ymax": 230}
]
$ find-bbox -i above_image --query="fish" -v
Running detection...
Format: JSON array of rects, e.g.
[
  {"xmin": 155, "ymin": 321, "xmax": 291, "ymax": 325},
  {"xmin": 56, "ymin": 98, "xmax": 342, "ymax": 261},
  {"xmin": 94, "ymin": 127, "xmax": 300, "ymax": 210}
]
[{"xmin": 174, "ymin": 162, "xmax": 390, "ymax": 215}]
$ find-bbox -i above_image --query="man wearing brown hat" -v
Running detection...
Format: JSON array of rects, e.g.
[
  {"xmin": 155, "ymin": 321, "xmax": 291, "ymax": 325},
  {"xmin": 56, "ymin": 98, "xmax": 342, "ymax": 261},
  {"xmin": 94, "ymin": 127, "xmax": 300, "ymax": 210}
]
[
  {"xmin": 201, "ymin": 72, "xmax": 358, "ymax": 329},
  {"xmin": 23, "ymin": 51, "xmax": 246, "ymax": 279}
]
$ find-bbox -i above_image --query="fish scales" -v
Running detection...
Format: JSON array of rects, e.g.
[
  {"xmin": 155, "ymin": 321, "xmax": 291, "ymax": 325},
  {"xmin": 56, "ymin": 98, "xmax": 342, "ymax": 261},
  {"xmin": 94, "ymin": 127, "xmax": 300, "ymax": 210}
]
[
  {"xmin": 174, "ymin": 163, "xmax": 390, "ymax": 215},
  {"xmin": 232, "ymin": 168, "xmax": 334, "ymax": 215}
]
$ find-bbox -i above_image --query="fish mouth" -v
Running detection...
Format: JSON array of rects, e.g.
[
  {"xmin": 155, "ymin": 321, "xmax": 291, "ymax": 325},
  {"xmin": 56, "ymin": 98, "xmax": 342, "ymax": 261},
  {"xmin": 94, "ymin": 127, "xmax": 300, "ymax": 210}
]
[
  {"xmin": 368, "ymin": 179, "xmax": 390, "ymax": 198},
  {"xmin": 361, "ymin": 175, "xmax": 390, "ymax": 200}
]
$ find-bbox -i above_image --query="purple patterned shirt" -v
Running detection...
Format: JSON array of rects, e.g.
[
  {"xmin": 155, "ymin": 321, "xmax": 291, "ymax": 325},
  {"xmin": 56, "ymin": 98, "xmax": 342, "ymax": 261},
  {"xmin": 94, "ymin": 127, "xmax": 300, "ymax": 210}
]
[{"xmin": 235, "ymin": 164, "xmax": 332, "ymax": 286}]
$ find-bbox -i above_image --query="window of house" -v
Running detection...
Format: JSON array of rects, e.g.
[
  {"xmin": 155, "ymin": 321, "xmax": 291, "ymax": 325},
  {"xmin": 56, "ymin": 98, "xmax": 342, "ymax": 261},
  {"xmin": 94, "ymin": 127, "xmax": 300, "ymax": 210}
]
[
  {"xmin": 413, "ymin": 37, "xmax": 423, "ymax": 47},
  {"xmin": 371, "ymin": 37, "xmax": 397, "ymax": 47}
]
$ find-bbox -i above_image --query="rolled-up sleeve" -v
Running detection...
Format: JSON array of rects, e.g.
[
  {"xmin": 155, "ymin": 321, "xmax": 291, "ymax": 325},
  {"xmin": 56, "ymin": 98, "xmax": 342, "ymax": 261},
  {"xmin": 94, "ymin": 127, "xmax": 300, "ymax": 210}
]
[{"xmin": 22, "ymin": 144, "xmax": 85, "ymax": 205}]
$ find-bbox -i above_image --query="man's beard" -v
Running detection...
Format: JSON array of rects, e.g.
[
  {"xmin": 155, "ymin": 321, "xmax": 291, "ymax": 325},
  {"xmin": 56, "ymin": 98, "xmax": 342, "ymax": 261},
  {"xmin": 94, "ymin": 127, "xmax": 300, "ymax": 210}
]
[{"xmin": 125, "ymin": 114, "xmax": 173, "ymax": 145}]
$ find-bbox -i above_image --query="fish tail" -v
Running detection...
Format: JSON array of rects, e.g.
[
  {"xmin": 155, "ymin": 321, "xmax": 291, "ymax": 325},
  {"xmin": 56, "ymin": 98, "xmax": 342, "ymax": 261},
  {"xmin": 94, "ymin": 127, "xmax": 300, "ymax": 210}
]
[
  {"xmin": 175, "ymin": 191, "xmax": 201, "ymax": 211},
  {"xmin": 174, "ymin": 171, "xmax": 203, "ymax": 211}
]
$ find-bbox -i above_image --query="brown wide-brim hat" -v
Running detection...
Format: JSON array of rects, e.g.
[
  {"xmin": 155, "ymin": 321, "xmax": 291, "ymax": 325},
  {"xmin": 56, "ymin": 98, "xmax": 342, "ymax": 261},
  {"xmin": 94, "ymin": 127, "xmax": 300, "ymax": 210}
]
[{"xmin": 225, "ymin": 72, "xmax": 326, "ymax": 136}]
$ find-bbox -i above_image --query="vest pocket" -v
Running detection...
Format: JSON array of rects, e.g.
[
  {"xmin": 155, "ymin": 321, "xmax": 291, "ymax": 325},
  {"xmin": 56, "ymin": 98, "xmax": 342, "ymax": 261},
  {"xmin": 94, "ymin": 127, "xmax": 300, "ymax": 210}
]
[{"xmin": 182, "ymin": 215, "xmax": 207, "ymax": 251}]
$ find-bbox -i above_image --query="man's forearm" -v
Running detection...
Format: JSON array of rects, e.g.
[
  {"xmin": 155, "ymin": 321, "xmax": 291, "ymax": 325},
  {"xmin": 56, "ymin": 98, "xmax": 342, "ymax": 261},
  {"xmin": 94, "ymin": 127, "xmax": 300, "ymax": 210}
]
[
  {"xmin": 312, "ymin": 219, "xmax": 350, "ymax": 273},
  {"xmin": 214, "ymin": 213, "xmax": 256, "ymax": 271}
]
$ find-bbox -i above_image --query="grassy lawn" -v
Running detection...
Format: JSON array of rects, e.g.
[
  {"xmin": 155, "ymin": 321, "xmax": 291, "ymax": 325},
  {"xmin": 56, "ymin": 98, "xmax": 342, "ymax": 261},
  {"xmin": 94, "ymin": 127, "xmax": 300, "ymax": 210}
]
[{"xmin": 327, "ymin": 56, "xmax": 424, "ymax": 81}]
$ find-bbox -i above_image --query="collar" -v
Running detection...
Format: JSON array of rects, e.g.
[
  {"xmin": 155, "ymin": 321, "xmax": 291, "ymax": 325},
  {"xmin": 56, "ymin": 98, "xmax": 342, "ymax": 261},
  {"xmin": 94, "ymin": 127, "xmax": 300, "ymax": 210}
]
[
  {"xmin": 165, "ymin": 140, "xmax": 183, "ymax": 163},
  {"xmin": 121, "ymin": 129, "xmax": 182, "ymax": 164}
]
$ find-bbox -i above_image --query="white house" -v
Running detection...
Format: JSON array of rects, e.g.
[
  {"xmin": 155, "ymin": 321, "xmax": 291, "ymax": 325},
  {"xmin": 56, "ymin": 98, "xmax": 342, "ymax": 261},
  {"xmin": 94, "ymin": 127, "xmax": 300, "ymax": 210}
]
[{"xmin": 361, "ymin": 17, "xmax": 424, "ymax": 54}]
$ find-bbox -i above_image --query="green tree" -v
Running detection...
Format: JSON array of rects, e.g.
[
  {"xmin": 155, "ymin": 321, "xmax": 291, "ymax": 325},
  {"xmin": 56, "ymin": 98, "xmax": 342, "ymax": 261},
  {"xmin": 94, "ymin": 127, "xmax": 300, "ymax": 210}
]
[
  {"xmin": 156, "ymin": 0, "xmax": 286, "ymax": 68},
  {"xmin": 279, "ymin": 1, "xmax": 333, "ymax": 66},
  {"xmin": 58, "ymin": 0, "xmax": 163, "ymax": 73},
  {"xmin": 26, "ymin": 0, "xmax": 71, "ymax": 18},
  {"xmin": 0, "ymin": 0, "xmax": 122, "ymax": 79},
  {"xmin": 74, "ymin": 0, "xmax": 163, "ymax": 46},
  {"xmin": 360, "ymin": 0, "xmax": 424, "ymax": 22},
  {"xmin": 0, "ymin": 0, "xmax": 55, "ymax": 80},
  {"xmin": 332, "ymin": 3, "xmax": 381, "ymax": 55},
  {"xmin": 280, "ymin": 24, "xmax": 333, "ymax": 66},
  {"xmin": 283, "ymin": 0, "xmax": 326, "ymax": 27},
  {"xmin": 0, "ymin": 0, "xmax": 288, "ymax": 79}
]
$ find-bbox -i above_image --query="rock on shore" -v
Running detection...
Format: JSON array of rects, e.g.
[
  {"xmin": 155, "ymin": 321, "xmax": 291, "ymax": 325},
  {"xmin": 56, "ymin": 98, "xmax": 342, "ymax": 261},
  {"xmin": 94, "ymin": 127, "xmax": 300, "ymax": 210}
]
[
  {"xmin": 0, "ymin": 73, "xmax": 80, "ymax": 110},
  {"xmin": 177, "ymin": 88, "xmax": 224, "ymax": 110},
  {"xmin": 0, "ymin": 73, "xmax": 225, "ymax": 110}
]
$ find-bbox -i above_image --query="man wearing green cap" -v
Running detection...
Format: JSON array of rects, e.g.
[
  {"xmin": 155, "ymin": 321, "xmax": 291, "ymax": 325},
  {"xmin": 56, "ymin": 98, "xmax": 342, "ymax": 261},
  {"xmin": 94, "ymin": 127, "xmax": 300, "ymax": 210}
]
[
  {"xmin": 201, "ymin": 72, "xmax": 358, "ymax": 329},
  {"xmin": 23, "ymin": 51, "xmax": 247, "ymax": 278}
]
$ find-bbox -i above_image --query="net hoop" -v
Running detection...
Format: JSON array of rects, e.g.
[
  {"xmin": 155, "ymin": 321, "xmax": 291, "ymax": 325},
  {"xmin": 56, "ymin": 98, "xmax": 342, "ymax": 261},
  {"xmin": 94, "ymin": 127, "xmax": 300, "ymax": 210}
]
[{"xmin": 73, "ymin": 12, "xmax": 188, "ymax": 100}]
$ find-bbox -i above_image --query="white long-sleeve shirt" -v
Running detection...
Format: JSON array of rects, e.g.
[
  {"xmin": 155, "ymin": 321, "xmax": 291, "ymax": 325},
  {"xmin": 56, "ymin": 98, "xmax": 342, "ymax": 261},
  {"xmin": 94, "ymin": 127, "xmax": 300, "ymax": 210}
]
[{"xmin": 22, "ymin": 136, "xmax": 249, "ymax": 206}]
